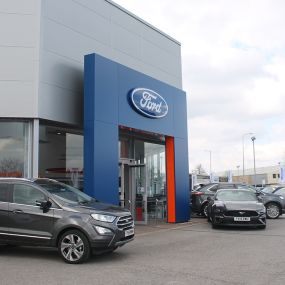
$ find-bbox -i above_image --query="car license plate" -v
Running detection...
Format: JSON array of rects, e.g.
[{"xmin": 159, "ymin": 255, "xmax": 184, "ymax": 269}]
[
  {"xmin": 234, "ymin": 217, "xmax": 250, "ymax": 221},
  {"xmin": 125, "ymin": 228, "xmax": 134, "ymax": 237}
]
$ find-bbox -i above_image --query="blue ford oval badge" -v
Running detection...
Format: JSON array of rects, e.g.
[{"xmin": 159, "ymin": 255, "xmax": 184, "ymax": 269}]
[{"xmin": 130, "ymin": 88, "xmax": 168, "ymax": 118}]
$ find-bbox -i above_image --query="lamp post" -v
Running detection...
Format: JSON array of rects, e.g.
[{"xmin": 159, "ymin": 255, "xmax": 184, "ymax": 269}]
[
  {"xmin": 205, "ymin": 150, "xmax": 212, "ymax": 175},
  {"xmin": 236, "ymin": 165, "xmax": 240, "ymax": 181},
  {"xmin": 251, "ymin": 136, "xmax": 256, "ymax": 186},
  {"xmin": 242, "ymin": 132, "xmax": 253, "ymax": 182}
]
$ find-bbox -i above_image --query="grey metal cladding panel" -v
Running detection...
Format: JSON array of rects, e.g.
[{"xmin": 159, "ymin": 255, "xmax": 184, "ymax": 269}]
[
  {"xmin": 0, "ymin": 0, "xmax": 39, "ymax": 14},
  {"xmin": 72, "ymin": 0, "xmax": 111, "ymax": 19},
  {"xmin": 111, "ymin": 49, "xmax": 180, "ymax": 88},
  {"xmin": 109, "ymin": 4, "xmax": 142, "ymax": 35},
  {"xmin": 111, "ymin": 24, "xmax": 141, "ymax": 59},
  {"xmin": 141, "ymin": 39, "xmax": 182, "ymax": 80},
  {"xmin": 140, "ymin": 24, "xmax": 181, "ymax": 56},
  {"xmin": 0, "ymin": 13, "xmax": 37, "ymax": 47},
  {"xmin": 42, "ymin": 18, "xmax": 113, "ymax": 63},
  {"xmin": 42, "ymin": 0, "xmax": 111, "ymax": 46},
  {"xmin": 0, "ymin": 47, "xmax": 36, "ymax": 81},
  {"xmin": 137, "ymin": 63, "xmax": 181, "ymax": 89},
  {"xmin": 0, "ymin": 81, "xmax": 36, "ymax": 117},
  {"xmin": 40, "ymin": 50, "xmax": 83, "ymax": 93},
  {"xmin": 38, "ymin": 82, "xmax": 83, "ymax": 125}
]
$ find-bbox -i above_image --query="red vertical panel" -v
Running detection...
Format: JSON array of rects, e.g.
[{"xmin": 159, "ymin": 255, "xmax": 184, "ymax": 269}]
[{"xmin": 166, "ymin": 136, "xmax": 176, "ymax": 223}]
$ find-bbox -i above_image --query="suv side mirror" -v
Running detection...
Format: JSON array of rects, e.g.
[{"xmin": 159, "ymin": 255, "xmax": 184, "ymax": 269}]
[
  {"xmin": 36, "ymin": 200, "xmax": 52, "ymax": 213},
  {"xmin": 207, "ymin": 196, "xmax": 212, "ymax": 202}
]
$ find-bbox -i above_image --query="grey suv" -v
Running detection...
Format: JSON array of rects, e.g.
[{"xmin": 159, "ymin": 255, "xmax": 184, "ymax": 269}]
[{"xmin": 0, "ymin": 178, "xmax": 134, "ymax": 264}]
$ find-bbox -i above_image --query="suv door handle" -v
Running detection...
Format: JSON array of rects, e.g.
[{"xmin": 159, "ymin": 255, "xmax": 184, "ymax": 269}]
[{"xmin": 12, "ymin": 209, "xmax": 23, "ymax": 214}]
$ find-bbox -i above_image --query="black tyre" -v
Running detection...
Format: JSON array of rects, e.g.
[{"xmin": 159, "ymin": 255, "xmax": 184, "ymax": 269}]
[
  {"xmin": 211, "ymin": 222, "xmax": 217, "ymax": 229},
  {"xmin": 207, "ymin": 213, "xmax": 211, "ymax": 222},
  {"xmin": 265, "ymin": 202, "xmax": 281, "ymax": 219},
  {"xmin": 58, "ymin": 230, "xmax": 90, "ymax": 264},
  {"xmin": 201, "ymin": 203, "xmax": 209, "ymax": 218}
]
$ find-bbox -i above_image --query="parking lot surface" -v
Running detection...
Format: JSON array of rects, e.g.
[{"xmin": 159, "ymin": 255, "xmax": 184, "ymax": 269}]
[{"xmin": 1, "ymin": 217, "xmax": 285, "ymax": 285}]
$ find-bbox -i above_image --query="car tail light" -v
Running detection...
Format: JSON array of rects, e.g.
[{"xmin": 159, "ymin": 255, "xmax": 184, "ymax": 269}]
[{"xmin": 192, "ymin": 191, "xmax": 204, "ymax": 196}]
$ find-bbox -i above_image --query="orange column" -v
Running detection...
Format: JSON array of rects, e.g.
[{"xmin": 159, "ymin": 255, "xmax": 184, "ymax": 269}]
[{"xmin": 166, "ymin": 136, "xmax": 176, "ymax": 223}]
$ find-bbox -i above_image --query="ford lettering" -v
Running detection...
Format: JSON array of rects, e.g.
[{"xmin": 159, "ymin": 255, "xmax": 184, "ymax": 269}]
[{"xmin": 130, "ymin": 88, "xmax": 168, "ymax": 118}]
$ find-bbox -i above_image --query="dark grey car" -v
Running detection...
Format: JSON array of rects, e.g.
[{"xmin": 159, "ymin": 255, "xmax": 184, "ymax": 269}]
[
  {"xmin": 0, "ymin": 178, "xmax": 134, "ymax": 264},
  {"xmin": 191, "ymin": 183, "xmax": 256, "ymax": 217},
  {"xmin": 257, "ymin": 190, "xmax": 285, "ymax": 219},
  {"xmin": 207, "ymin": 189, "xmax": 266, "ymax": 229}
]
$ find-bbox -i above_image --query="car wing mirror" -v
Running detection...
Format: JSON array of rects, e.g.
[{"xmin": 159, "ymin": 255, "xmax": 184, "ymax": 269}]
[
  {"xmin": 36, "ymin": 200, "xmax": 52, "ymax": 213},
  {"xmin": 207, "ymin": 196, "xmax": 212, "ymax": 202}
]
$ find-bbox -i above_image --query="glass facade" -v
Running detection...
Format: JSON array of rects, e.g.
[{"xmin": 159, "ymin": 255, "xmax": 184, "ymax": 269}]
[
  {"xmin": 119, "ymin": 128, "xmax": 166, "ymax": 223},
  {"xmin": 38, "ymin": 122, "xmax": 83, "ymax": 189},
  {"xmin": 0, "ymin": 121, "xmax": 30, "ymax": 177}
]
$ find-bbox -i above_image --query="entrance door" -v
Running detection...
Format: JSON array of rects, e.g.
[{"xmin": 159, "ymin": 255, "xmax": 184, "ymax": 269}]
[{"xmin": 119, "ymin": 160, "xmax": 147, "ymax": 224}]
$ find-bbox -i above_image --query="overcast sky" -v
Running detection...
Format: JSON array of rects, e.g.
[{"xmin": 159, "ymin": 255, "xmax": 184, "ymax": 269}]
[{"xmin": 114, "ymin": 0, "xmax": 285, "ymax": 174}]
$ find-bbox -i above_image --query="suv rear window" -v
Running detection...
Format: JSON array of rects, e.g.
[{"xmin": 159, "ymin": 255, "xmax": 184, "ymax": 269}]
[{"xmin": 0, "ymin": 183, "xmax": 10, "ymax": 202}]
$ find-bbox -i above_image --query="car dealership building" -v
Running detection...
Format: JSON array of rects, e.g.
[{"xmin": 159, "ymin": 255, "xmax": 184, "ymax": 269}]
[{"xmin": 0, "ymin": 0, "xmax": 189, "ymax": 223}]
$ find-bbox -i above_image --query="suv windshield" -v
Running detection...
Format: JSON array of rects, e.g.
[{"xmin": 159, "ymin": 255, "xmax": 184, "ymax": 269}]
[
  {"xmin": 216, "ymin": 190, "xmax": 258, "ymax": 202},
  {"xmin": 34, "ymin": 179, "xmax": 97, "ymax": 205}
]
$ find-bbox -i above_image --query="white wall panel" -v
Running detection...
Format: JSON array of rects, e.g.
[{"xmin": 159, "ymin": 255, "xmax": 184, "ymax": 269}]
[
  {"xmin": 38, "ymin": 0, "xmax": 182, "ymax": 125},
  {"xmin": 40, "ymin": 51, "xmax": 83, "ymax": 93},
  {"xmin": 42, "ymin": 0, "xmax": 111, "ymax": 46},
  {"xmin": 0, "ymin": 0, "xmax": 40, "ymax": 118},
  {"xmin": 73, "ymin": 0, "xmax": 110, "ymax": 20},
  {"xmin": 0, "ymin": 47, "xmax": 36, "ymax": 80},
  {"xmin": 42, "ymin": 18, "xmax": 112, "ymax": 63},
  {"xmin": 38, "ymin": 83, "xmax": 82, "ymax": 124},
  {"xmin": 0, "ymin": 14, "xmax": 37, "ymax": 47},
  {"xmin": 0, "ymin": 81, "xmax": 36, "ymax": 117},
  {"xmin": 0, "ymin": 0, "xmax": 38, "ymax": 14},
  {"xmin": 111, "ymin": 24, "xmax": 141, "ymax": 59}
]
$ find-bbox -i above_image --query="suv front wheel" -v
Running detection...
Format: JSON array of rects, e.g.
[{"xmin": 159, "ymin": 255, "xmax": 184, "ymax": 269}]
[{"xmin": 58, "ymin": 230, "xmax": 90, "ymax": 264}]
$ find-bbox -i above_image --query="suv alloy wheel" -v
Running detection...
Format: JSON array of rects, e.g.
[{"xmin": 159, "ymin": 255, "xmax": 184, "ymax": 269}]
[{"xmin": 58, "ymin": 230, "xmax": 90, "ymax": 264}]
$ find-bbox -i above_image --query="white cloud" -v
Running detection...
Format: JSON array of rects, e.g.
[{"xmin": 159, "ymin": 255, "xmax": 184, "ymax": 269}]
[{"xmin": 115, "ymin": 0, "xmax": 285, "ymax": 172}]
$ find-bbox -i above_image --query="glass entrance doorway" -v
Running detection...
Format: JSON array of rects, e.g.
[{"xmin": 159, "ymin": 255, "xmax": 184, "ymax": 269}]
[
  {"xmin": 119, "ymin": 160, "xmax": 147, "ymax": 223},
  {"xmin": 119, "ymin": 128, "xmax": 166, "ymax": 224}
]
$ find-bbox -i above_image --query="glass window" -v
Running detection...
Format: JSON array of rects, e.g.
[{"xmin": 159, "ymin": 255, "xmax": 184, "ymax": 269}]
[
  {"xmin": 209, "ymin": 185, "xmax": 219, "ymax": 192},
  {"xmin": 274, "ymin": 188, "xmax": 285, "ymax": 196},
  {"xmin": 216, "ymin": 190, "xmax": 257, "ymax": 202},
  {"xmin": 13, "ymin": 184, "xmax": 45, "ymax": 206},
  {"xmin": 0, "ymin": 121, "xmax": 30, "ymax": 177},
  {"xmin": 39, "ymin": 123, "xmax": 83, "ymax": 190},
  {"xmin": 0, "ymin": 183, "xmax": 10, "ymax": 202}
]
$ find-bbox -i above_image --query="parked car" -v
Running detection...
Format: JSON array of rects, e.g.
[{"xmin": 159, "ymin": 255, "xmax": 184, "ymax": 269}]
[
  {"xmin": 191, "ymin": 182, "xmax": 256, "ymax": 217},
  {"xmin": 207, "ymin": 189, "xmax": 266, "ymax": 229},
  {"xmin": 0, "ymin": 178, "xmax": 134, "ymax": 264},
  {"xmin": 257, "ymin": 189, "xmax": 285, "ymax": 219},
  {"xmin": 262, "ymin": 185, "xmax": 284, "ymax": 194},
  {"xmin": 272, "ymin": 187, "xmax": 285, "ymax": 196}
]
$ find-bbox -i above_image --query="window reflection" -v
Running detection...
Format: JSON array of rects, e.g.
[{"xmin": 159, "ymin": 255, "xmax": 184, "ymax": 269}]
[
  {"xmin": 39, "ymin": 123, "xmax": 83, "ymax": 190},
  {"xmin": 0, "ymin": 121, "xmax": 29, "ymax": 177}
]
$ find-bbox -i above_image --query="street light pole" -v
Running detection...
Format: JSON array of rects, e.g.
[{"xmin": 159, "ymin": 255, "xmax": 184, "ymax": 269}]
[
  {"xmin": 236, "ymin": 165, "xmax": 240, "ymax": 181},
  {"xmin": 242, "ymin": 132, "xmax": 253, "ymax": 182},
  {"xmin": 251, "ymin": 136, "xmax": 256, "ymax": 187},
  {"xmin": 205, "ymin": 150, "xmax": 212, "ymax": 175}
]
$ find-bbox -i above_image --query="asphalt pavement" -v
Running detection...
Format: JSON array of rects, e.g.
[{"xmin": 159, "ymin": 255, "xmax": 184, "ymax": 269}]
[{"xmin": 1, "ymin": 217, "xmax": 285, "ymax": 285}]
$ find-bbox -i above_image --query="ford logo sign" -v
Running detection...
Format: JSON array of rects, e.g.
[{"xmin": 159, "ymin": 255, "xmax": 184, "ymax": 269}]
[{"xmin": 129, "ymin": 88, "xmax": 168, "ymax": 119}]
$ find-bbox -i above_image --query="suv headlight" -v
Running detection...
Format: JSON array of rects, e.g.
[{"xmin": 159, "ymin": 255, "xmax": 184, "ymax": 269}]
[{"xmin": 91, "ymin": 213, "xmax": 116, "ymax": 223}]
